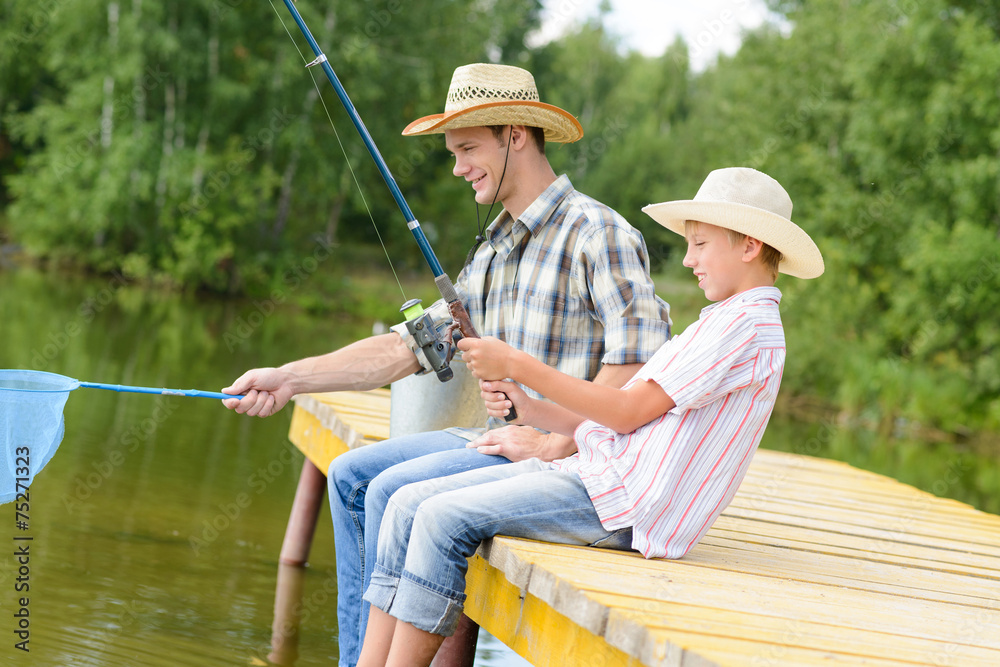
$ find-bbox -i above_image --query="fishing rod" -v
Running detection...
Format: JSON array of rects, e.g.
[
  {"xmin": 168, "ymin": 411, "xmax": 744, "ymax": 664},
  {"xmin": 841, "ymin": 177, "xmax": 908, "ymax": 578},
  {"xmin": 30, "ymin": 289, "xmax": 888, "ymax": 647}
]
[{"xmin": 278, "ymin": 0, "xmax": 516, "ymax": 418}]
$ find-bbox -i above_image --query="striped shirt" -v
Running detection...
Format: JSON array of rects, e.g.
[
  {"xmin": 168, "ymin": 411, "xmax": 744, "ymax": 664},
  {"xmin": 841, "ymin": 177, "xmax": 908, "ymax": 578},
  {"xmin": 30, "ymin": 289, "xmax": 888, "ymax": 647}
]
[
  {"xmin": 394, "ymin": 175, "xmax": 671, "ymax": 435},
  {"xmin": 553, "ymin": 287, "xmax": 784, "ymax": 559}
]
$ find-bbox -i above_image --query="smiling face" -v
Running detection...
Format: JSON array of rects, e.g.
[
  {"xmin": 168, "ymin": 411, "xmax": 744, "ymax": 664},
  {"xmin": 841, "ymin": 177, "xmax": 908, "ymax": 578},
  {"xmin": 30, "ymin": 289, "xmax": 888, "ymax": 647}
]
[
  {"xmin": 445, "ymin": 126, "xmax": 512, "ymax": 206},
  {"xmin": 683, "ymin": 221, "xmax": 760, "ymax": 301}
]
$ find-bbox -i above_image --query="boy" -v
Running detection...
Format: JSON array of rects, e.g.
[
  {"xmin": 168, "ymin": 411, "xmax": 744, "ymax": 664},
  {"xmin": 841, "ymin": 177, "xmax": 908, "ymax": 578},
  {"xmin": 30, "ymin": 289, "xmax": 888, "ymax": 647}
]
[{"xmin": 356, "ymin": 167, "xmax": 824, "ymax": 666}]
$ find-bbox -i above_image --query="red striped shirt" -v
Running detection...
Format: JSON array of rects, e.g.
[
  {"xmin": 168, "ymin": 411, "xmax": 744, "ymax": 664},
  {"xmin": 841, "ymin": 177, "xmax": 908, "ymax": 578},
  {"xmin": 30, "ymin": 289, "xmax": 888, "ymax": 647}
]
[{"xmin": 552, "ymin": 287, "xmax": 784, "ymax": 558}]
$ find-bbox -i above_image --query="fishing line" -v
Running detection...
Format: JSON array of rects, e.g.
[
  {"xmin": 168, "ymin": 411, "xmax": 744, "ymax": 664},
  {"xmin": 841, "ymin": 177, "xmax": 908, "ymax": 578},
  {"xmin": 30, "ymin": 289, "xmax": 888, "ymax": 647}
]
[
  {"xmin": 268, "ymin": 0, "xmax": 406, "ymax": 300},
  {"xmin": 464, "ymin": 124, "xmax": 512, "ymax": 269}
]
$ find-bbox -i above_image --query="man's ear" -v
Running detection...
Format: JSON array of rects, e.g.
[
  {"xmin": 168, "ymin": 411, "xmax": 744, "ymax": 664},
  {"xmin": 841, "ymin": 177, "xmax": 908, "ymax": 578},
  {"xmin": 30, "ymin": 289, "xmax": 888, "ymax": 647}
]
[
  {"xmin": 508, "ymin": 125, "xmax": 530, "ymax": 150},
  {"xmin": 742, "ymin": 236, "xmax": 764, "ymax": 263}
]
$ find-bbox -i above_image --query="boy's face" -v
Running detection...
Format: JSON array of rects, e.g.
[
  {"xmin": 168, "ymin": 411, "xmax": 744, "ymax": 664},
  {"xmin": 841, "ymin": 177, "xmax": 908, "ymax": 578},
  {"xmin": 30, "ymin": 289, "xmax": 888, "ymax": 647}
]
[
  {"xmin": 445, "ymin": 126, "xmax": 511, "ymax": 206},
  {"xmin": 682, "ymin": 221, "xmax": 751, "ymax": 301}
]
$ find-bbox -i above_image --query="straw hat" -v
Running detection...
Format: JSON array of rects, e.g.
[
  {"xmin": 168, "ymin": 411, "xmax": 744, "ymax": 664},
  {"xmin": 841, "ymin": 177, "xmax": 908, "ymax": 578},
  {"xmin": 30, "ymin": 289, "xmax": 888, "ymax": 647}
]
[
  {"xmin": 642, "ymin": 167, "xmax": 824, "ymax": 279},
  {"xmin": 401, "ymin": 64, "xmax": 583, "ymax": 143}
]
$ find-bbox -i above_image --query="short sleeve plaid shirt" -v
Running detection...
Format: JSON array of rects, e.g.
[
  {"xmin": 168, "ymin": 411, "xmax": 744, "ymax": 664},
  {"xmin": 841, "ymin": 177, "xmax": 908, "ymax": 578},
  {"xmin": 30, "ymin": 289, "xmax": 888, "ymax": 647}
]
[{"xmin": 393, "ymin": 175, "xmax": 671, "ymax": 436}]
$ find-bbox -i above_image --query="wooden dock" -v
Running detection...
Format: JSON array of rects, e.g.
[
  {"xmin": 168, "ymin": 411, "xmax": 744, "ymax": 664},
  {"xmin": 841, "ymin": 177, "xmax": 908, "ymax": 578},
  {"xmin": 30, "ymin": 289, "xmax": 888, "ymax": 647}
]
[{"xmin": 279, "ymin": 389, "xmax": 1000, "ymax": 666}]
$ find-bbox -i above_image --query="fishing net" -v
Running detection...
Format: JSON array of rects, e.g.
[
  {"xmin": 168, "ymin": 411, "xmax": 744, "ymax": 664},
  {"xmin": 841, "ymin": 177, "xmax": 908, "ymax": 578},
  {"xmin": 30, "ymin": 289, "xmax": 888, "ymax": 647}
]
[
  {"xmin": 1, "ymin": 370, "xmax": 79, "ymax": 504},
  {"xmin": 1, "ymin": 369, "xmax": 243, "ymax": 503}
]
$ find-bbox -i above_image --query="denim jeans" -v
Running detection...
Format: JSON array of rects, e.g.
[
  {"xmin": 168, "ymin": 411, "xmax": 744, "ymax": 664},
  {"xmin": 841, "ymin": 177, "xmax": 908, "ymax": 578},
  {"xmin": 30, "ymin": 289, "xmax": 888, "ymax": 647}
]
[
  {"xmin": 363, "ymin": 459, "xmax": 633, "ymax": 636},
  {"xmin": 326, "ymin": 431, "xmax": 509, "ymax": 667}
]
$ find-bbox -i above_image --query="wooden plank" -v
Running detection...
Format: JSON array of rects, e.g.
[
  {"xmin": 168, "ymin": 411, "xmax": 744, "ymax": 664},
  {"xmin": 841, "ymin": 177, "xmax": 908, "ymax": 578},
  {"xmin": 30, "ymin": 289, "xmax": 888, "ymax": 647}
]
[
  {"xmin": 463, "ymin": 552, "xmax": 648, "ymax": 667},
  {"xmin": 706, "ymin": 519, "xmax": 1000, "ymax": 580},
  {"xmin": 482, "ymin": 539, "xmax": 1000, "ymax": 650},
  {"xmin": 286, "ymin": 392, "xmax": 1000, "ymax": 666},
  {"xmin": 602, "ymin": 601, "xmax": 1000, "ymax": 666}
]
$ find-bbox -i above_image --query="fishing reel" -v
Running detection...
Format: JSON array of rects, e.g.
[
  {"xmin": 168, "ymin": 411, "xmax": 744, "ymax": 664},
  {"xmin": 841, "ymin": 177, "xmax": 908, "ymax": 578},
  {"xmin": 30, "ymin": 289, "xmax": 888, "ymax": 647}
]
[{"xmin": 400, "ymin": 299, "xmax": 455, "ymax": 383}]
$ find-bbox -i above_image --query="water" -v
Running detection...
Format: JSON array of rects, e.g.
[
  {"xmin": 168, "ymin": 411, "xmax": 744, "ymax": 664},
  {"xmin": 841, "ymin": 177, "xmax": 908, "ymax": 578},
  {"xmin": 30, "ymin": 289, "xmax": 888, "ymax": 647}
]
[
  {"xmin": 1, "ymin": 266, "xmax": 996, "ymax": 666},
  {"xmin": 0, "ymin": 266, "xmax": 528, "ymax": 667}
]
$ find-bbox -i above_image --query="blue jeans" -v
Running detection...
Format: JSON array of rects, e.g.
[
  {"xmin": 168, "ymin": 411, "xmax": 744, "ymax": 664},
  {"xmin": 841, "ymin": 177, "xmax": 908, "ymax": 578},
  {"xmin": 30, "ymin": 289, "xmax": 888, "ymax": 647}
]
[
  {"xmin": 326, "ymin": 431, "xmax": 509, "ymax": 667},
  {"xmin": 363, "ymin": 459, "xmax": 633, "ymax": 636}
]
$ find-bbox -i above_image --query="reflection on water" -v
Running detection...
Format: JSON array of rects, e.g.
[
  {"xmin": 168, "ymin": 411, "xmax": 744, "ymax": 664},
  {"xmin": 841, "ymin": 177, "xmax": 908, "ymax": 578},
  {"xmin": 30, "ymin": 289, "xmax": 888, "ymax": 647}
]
[
  {"xmin": 0, "ymin": 266, "xmax": 995, "ymax": 666},
  {"xmin": 0, "ymin": 267, "xmax": 529, "ymax": 667}
]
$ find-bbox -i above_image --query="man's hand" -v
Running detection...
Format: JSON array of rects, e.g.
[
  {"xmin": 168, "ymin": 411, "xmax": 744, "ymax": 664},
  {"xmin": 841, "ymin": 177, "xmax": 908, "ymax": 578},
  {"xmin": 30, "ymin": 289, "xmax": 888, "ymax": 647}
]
[
  {"xmin": 221, "ymin": 368, "xmax": 297, "ymax": 418},
  {"xmin": 467, "ymin": 425, "xmax": 576, "ymax": 462}
]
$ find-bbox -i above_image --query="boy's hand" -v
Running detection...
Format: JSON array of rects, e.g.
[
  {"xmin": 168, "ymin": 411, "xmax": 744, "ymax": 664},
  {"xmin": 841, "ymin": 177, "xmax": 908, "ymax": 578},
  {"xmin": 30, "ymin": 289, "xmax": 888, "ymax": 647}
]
[
  {"xmin": 479, "ymin": 379, "xmax": 528, "ymax": 422},
  {"xmin": 457, "ymin": 336, "xmax": 518, "ymax": 381}
]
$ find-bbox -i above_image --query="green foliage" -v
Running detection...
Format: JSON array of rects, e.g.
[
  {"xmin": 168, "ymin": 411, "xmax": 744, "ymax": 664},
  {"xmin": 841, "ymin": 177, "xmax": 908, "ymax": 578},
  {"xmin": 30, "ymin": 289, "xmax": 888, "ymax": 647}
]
[
  {"xmin": 2, "ymin": 0, "xmax": 540, "ymax": 287},
  {"xmin": 2, "ymin": 0, "xmax": 999, "ymax": 438}
]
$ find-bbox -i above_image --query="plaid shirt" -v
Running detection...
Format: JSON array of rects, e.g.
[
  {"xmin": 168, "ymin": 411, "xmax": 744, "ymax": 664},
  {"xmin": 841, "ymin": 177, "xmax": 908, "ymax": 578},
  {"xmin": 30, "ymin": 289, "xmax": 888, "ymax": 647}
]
[{"xmin": 393, "ymin": 174, "xmax": 671, "ymax": 435}]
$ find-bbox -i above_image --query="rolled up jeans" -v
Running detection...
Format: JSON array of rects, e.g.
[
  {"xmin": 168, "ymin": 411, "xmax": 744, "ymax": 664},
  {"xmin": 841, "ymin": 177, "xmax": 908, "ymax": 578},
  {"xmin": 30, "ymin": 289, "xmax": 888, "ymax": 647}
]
[
  {"xmin": 326, "ymin": 431, "xmax": 509, "ymax": 667},
  {"xmin": 364, "ymin": 458, "xmax": 632, "ymax": 636}
]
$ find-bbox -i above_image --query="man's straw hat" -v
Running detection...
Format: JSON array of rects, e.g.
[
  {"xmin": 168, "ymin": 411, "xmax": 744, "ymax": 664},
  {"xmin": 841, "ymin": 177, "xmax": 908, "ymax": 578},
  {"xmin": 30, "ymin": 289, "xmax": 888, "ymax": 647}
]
[
  {"xmin": 642, "ymin": 167, "xmax": 824, "ymax": 279},
  {"xmin": 402, "ymin": 63, "xmax": 583, "ymax": 143}
]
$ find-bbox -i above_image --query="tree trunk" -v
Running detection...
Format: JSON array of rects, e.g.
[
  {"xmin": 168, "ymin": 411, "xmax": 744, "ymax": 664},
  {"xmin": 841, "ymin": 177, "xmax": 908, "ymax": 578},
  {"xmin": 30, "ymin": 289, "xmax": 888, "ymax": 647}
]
[{"xmin": 101, "ymin": 2, "xmax": 119, "ymax": 150}]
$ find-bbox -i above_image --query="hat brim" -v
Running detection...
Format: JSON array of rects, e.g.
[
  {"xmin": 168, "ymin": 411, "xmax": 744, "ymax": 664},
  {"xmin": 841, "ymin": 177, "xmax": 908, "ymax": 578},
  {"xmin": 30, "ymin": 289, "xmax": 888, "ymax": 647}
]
[
  {"xmin": 642, "ymin": 200, "xmax": 824, "ymax": 279},
  {"xmin": 402, "ymin": 101, "xmax": 583, "ymax": 144}
]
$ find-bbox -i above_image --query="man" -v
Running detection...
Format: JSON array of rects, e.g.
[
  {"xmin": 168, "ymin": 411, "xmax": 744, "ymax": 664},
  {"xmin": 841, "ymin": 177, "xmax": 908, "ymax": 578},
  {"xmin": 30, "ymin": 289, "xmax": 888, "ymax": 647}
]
[
  {"xmin": 358, "ymin": 167, "xmax": 825, "ymax": 666},
  {"xmin": 222, "ymin": 63, "xmax": 671, "ymax": 667}
]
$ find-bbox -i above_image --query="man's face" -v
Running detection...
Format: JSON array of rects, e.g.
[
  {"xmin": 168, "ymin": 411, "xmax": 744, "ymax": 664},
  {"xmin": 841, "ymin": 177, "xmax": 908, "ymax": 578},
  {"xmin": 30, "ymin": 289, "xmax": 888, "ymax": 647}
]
[{"xmin": 445, "ymin": 126, "xmax": 510, "ymax": 206}]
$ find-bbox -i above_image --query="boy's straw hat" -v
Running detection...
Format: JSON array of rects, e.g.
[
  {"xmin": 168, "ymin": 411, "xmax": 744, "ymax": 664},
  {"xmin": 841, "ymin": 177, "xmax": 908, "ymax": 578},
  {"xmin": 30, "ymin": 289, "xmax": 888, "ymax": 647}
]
[
  {"xmin": 642, "ymin": 167, "xmax": 824, "ymax": 279},
  {"xmin": 402, "ymin": 64, "xmax": 583, "ymax": 143}
]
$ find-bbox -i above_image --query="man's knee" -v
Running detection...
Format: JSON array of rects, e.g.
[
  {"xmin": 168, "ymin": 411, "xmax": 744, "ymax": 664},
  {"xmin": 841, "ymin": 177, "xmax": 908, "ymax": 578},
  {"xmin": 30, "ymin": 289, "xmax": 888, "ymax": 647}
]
[{"xmin": 327, "ymin": 448, "xmax": 375, "ymax": 506}]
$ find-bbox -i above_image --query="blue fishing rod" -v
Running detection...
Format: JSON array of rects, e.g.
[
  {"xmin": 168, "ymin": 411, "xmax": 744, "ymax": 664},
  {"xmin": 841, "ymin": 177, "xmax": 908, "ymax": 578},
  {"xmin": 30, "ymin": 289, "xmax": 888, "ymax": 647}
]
[{"xmin": 279, "ymin": 0, "xmax": 516, "ymax": 418}]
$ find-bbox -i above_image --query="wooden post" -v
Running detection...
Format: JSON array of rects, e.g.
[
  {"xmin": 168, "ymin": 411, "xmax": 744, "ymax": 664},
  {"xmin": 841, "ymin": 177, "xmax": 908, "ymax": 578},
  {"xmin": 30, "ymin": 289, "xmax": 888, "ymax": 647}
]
[
  {"xmin": 279, "ymin": 458, "xmax": 326, "ymax": 566},
  {"xmin": 271, "ymin": 458, "xmax": 326, "ymax": 663},
  {"xmin": 268, "ymin": 562, "xmax": 306, "ymax": 665},
  {"xmin": 431, "ymin": 614, "xmax": 480, "ymax": 667}
]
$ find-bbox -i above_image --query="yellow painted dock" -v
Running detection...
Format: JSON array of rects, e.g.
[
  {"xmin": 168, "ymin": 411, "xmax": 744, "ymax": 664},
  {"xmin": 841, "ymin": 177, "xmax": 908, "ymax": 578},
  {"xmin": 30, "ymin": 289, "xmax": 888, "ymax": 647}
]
[{"xmin": 286, "ymin": 390, "xmax": 1000, "ymax": 666}]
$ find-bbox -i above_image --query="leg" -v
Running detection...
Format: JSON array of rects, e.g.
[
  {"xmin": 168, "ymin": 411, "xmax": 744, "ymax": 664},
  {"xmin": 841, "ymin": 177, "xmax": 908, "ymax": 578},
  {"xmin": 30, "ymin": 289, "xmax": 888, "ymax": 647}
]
[
  {"xmin": 356, "ymin": 606, "xmax": 397, "ymax": 667},
  {"xmin": 327, "ymin": 431, "xmax": 470, "ymax": 667},
  {"xmin": 386, "ymin": 621, "xmax": 446, "ymax": 667},
  {"xmin": 365, "ymin": 463, "xmax": 612, "ymax": 638},
  {"xmin": 359, "ymin": 447, "xmax": 509, "ymax": 652},
  {"xmin": 358, "ymin": 608, "xmax": 445, "ymax": 667},
  {"xmin": 430, "ymin": 615, "xmax": 479, "ymax": 667}
]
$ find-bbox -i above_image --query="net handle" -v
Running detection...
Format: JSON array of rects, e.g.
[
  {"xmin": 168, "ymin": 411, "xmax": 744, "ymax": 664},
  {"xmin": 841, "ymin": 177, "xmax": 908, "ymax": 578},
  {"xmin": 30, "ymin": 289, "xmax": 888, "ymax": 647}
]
[{"xmin": 79, "ymin": 382, "xmax": 244, "ymax": 400}]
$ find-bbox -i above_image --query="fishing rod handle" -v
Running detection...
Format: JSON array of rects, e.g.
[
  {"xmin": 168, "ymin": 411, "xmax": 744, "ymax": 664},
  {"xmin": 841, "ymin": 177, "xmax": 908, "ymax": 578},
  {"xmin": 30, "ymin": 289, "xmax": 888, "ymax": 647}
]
[{"xmin": 439, "ymin": 278, "xmax": 518, "ymax": 423}]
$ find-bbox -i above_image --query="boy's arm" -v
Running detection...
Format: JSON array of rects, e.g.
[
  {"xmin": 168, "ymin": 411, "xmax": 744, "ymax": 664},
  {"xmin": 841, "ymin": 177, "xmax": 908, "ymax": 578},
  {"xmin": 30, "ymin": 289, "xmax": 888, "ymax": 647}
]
[
  {"xmin": 460, "ymin": 337, "xmax": 675, "ymax": 434},
  {"xmin": 479, "ymin": 380, "xmax": 587, "ymax": 437}
]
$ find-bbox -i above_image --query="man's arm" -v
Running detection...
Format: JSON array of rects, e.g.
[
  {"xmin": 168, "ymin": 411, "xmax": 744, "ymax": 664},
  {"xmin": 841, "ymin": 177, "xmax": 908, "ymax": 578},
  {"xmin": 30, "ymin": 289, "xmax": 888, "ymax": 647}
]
[{"xmin": 222, "ymin": 333, "xmax": 421, "ymax": 417}]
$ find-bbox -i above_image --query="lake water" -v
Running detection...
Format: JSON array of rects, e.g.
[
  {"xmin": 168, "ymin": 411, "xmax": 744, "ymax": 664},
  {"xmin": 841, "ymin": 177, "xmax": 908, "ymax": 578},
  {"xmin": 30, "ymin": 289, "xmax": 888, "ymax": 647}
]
[{"xmin": 1, "ymin": 265, "xmax": 996, "ymax": 666}]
